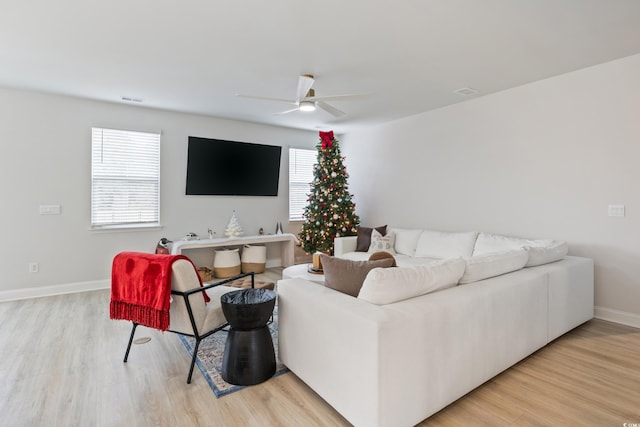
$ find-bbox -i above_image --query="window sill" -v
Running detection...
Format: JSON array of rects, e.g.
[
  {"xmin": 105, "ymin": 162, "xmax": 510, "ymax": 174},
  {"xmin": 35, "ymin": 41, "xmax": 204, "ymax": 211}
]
[{"xmin": 89, "ymin": 223, "xmax": 163, "ymax": 233}]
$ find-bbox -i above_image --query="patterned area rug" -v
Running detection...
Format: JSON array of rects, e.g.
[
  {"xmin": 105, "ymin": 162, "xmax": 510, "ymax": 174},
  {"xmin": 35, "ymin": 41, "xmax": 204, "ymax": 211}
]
[
  {"xmin": 224, "ymin": 277, "xmax": 275, "ymax": 290},
  {"xmin": 178, "ymin": 304, "xmax": 288, "ymax": 397}
]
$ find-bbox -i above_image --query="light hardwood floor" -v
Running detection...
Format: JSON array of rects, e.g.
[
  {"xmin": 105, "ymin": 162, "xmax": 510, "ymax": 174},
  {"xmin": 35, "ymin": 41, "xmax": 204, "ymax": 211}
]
[{"xmin": 1, "ymin": 268, "xmax": 639, "ymax": 427}]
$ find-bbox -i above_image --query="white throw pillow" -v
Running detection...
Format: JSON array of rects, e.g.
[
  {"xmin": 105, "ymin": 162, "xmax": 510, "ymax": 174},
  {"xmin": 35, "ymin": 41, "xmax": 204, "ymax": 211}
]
[
  {"xmin": 358, "ymin": 258, "xmax": 465, "ymax": 305},
  {"xmin": 459, "ymin": 249, "xmax": 529, "ymax": 284},
  {"xmin": 415, "ymin": 230, "xmax": 478, "ymax": 259},
  {"xmin": 368, "ymin": 229, "xmax": 396, "ymax": 254},
  {"xmin": 390, "ymin": 228, "xmax": 423, "ymax": 256},
  {"xmin": 525, "ymin": 241, "xmax": 568, "ymax": 267},
  {"xmin": 473, "ymin": 233, "xmax": 553, "ymax": 256}
]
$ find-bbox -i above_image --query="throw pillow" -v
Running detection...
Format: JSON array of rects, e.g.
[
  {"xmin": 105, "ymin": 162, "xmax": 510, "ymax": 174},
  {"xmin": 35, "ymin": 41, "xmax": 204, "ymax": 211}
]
[
  {"xmin": 415, "ymin": 230, "xmax": 478, "ymax": 259},
  {"xmin": 358, "ymin": 258, "xmax": 466, "ymax": 305},
  {"xmin": 458, "ymin": 249, "xmax": 529, "ymax": 284},
  {"xmin": 356, "ymin": 225, "xmax": 387, "ymax": 252},
  {"xmin": 320, "ymin": 254, "xmax": 395, "ymax": 297},
  {"xmin": 368, "ymin": 251, "xmax": 397, "ymax": 267},
  {"xmin": 368, "ymin": 229, "xmax": 396, "ymax": 254}
]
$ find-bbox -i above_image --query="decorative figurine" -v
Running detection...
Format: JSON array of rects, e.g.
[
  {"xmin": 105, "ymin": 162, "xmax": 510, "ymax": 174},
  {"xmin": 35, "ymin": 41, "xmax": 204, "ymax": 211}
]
[{"xmin": 224, "ymin": 211, "xmax": 244, "ymax": 237}]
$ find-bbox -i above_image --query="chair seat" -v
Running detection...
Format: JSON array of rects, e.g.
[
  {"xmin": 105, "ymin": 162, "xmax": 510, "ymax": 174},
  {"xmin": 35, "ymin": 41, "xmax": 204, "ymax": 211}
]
[{"xmin": 202, "ymin": 285, "xmax": 238, "ymax": 333}]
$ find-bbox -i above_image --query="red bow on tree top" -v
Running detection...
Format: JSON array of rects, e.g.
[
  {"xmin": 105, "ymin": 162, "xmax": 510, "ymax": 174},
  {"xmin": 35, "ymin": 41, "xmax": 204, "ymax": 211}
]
[{"xmin": 319, "ymin": 130, "xmax": 334, "ymax": 149}]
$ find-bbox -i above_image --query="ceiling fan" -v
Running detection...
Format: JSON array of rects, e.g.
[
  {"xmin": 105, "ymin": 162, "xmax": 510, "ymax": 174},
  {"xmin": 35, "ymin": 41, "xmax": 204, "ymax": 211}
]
[{"xmin": 236, "ymin": 74, "xmax": 369, "ymax": 118}]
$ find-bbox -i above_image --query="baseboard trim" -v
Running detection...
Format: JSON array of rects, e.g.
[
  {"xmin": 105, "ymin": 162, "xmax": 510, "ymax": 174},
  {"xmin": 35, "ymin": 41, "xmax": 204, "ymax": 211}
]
[
  {"xmin": 265, "ymin": 259, "xmax": 281, "ymax": 269},
  {"xmin": 0, "ymin": 279, "xmax": 110, "ymax": 302},
  {"xmin": 595, "ymin": 306, "xmax": 640, "ymax": 328}
]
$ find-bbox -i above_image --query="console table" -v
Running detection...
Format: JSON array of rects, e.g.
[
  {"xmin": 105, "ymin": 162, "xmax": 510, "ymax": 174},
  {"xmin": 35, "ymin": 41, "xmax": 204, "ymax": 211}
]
[{"xmin": 168, "ymin": 233, "xmax": 297, "ymax": 268}]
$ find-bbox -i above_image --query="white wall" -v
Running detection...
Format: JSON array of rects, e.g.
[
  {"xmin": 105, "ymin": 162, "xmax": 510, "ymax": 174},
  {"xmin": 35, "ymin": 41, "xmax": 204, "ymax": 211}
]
[
  {"xmin": 0, "ymin": 87, "xmax": 316, "ymax": 297},
  {"xmin": 342, "ymin": 53, "xmax": 640, "ymax": 325},
  {"xmin": 4, "ymin": 53, "xmax": 639, "ymax": 324}
]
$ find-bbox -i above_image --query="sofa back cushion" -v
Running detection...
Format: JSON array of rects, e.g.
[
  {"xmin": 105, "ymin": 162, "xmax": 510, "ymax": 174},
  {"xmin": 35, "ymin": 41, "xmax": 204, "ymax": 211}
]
[
  {"xmin": 473, "ymin": 233, "xmax": 553, "ymax": 256},
  {"xmin": 415, "ymin": 230, "xmax": 478, "ymax": 259},
  {"xmin": 474, "ymin": 233, "xmax": 568, "ymax": 266},
  {"xmin": 459, "ymin": 249, "xmax": 528, "ymax": 284},
  {"xmin": 320, "ymin": 254, "xmax": 395, "ymax": 297},
  {"xmin": 358, "ymin": 258, "xmax": 466, "ymax": 305},
  {"xmin": 525, "ymin": 241, "xmax": 568, "ymax": 267},
  {"xmin": 389, "ymin": 228, "xmax": 423, "ymax": 256}
]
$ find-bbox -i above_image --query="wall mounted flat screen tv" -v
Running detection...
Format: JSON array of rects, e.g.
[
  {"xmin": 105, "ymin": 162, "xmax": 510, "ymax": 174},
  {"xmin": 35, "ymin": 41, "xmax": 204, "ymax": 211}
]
[{"xmin": 185, "ymin": 136, "xmax": 282, "ymax": 196}]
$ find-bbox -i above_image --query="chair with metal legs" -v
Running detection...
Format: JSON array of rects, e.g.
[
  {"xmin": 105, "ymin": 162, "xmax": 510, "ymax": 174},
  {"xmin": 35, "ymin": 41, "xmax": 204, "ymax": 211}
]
[{"xmin": 120, "ymin": 258, "xmax": 255, "ymax": 383}]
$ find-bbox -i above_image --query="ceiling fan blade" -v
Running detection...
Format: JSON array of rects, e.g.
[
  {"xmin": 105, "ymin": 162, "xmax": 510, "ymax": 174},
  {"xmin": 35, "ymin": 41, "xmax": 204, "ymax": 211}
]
[
  {"xmin": 236, "ymin": 93, "xmax": 297, "ymax": 105},
  {"xmin": 305, "ymin": 93, "xmax": 373, "ymax": 102},
  {"xmin": 274, "ymin": 107, "xmax": 301, "ymax": 115},
  {"xmin": 296, "ymin": 75, "xmax": 315, "ymax": 102},
  {"xmin": 317, "ymin": 101, "xmax": 346, "ymax": 118}
]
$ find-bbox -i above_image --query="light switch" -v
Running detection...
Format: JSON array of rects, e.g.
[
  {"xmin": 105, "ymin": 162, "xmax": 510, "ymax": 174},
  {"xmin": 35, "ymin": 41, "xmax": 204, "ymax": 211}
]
[
  {"xmin": 608, "ymin": 204, "xmax": 625, "ymax": 217},
  {"xmin": 39, "ymin": 205, "xmax": 61, "ymax": 215}
]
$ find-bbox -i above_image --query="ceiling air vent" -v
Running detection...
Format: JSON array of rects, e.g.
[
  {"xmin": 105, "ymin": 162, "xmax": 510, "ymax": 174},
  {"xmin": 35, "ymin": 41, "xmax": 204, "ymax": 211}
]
[
  {"xmin": 453, "ymin": 87, "xmax": 478, "ymax": 96},
  {"xmin": 121, "ymin": 96, "xmax": 143, "ymax": 103}
]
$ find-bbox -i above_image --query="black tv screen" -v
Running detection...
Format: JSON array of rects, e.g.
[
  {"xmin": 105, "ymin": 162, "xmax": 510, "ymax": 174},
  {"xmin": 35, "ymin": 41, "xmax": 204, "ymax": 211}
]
[{"xmin": 185, "ymin": 137, "xmax": 282, "ymax": 196}]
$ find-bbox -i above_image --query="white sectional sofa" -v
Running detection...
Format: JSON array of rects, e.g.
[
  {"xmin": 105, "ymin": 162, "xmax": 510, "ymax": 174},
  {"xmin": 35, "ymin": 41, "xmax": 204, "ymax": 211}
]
[{"xmin": 277, "ymin": 228, "xmax": 594, "ymax": 427}]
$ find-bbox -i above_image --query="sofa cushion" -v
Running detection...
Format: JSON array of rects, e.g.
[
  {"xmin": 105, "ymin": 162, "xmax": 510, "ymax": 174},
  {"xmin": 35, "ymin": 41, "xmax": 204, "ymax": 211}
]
[
  {"xmin": 320, "ymin": 254, "xmax": 395, "ymax": 297},
  {"xmin": 393, "ymin": 256, "xmax": 440, "ymax": 267},
  {"xmin": 356, "ymin": 225, "xmax": 387, "ymax": 252},
  {"xmin": 390, "ymin": 228, "xmax": 423, "ymax": 256},
  {"xmin": 368, "ymin": 229, "xmax": 396, "ymax": 254},
  {"xmin": 525, "ymin": 241, "xmax": 568, "ymax": 267},
  {"xmin": 415, "ymin": 230, "xmax": 478, "ymax": 259},
  {"xmin": 341, "ymin": 251, "xmax": 418, "ymax": 265},
  {"xmin": 473, "ymin": 233, "xmax": 553, "ymax": 256},
  {"xmin": 459, "ymin": 249, "xmax": 529, "ymax": 284},
  {"xmin": 358, "ymin": 258, "xmax": 466, "ymax": 305}
]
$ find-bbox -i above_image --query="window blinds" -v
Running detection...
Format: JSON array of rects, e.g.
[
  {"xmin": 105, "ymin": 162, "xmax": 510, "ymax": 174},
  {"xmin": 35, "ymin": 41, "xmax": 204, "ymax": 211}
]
[
  {"xmin": 91, "ymin": 127, "xmax": 161, "ymax": 228},
  {"xmin": 288, "ymin": 147, "xmax": 316, "ymax": 221}
]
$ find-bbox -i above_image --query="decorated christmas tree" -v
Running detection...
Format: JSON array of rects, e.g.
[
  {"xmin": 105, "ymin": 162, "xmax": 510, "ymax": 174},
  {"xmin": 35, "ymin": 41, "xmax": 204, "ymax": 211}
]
[{"xmin": 299, "ymin": 131, "xmax": 360, "ymax": 254}]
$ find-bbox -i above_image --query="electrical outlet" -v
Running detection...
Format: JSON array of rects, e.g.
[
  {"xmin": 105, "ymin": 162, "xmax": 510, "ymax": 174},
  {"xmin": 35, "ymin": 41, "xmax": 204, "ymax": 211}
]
[{"xmin": 29, "ymin": 262, "xmax": 39, "ymax": 273}]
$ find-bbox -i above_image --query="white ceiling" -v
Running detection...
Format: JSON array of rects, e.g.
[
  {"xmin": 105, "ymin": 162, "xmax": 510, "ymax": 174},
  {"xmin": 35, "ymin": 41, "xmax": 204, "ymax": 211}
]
[{"xmin": 2, "ymin": 0, "xmax": 640, "ymax": 133}]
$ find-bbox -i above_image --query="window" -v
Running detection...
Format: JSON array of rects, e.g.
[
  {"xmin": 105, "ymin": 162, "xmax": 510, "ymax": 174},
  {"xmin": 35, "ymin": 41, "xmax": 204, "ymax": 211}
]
[
  {"xmin": 91, "ymin": 127, "xmax": 161, "ymax": 229},
  {"xmin": 288, "ymin": 147, "xmax": 316, "ymax": 221}
]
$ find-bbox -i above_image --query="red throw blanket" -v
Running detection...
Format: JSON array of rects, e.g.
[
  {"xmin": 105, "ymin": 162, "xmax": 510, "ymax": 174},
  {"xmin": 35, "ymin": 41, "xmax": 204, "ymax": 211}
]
[{"xmin": 110, "ymin": 252, "xmax": 210, "ymax": 331}]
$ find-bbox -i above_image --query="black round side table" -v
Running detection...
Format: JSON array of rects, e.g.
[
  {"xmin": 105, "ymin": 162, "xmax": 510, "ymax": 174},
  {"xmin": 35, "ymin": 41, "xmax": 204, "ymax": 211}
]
[{"xmin": 220, "ymin": 288, "xmax": 277, "ymax": 386}]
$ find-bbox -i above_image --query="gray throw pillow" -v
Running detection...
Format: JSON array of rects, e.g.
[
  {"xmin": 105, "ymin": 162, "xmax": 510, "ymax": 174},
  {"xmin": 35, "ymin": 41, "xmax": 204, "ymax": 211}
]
[{"xmin": 320, "ymin": 254, "xmax": 395, "ymax": 297}]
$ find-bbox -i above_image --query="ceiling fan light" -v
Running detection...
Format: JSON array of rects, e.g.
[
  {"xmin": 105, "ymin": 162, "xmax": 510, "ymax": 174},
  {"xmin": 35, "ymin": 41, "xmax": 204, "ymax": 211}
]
[{"xmin": 299, "ymin": 101, "xmax": 316, "ymax": 112}]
